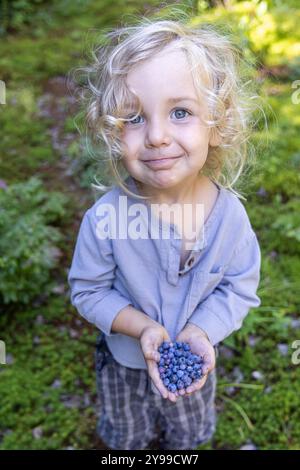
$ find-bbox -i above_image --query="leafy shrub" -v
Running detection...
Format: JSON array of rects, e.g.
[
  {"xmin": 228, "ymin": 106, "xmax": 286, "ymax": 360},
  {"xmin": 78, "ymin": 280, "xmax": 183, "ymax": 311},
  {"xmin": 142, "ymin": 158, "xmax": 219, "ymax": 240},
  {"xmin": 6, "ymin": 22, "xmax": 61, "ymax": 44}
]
[
  {"xmin": 0, "ymin": 0, "xmax": 97, "ymax": 36},
  {"xmin": 0, "ymin": 177, "xmax": 68, "ymax": 304},
  {"xmin": 194, "ymin": 0, "xmax": 300, "ymax": 68}
]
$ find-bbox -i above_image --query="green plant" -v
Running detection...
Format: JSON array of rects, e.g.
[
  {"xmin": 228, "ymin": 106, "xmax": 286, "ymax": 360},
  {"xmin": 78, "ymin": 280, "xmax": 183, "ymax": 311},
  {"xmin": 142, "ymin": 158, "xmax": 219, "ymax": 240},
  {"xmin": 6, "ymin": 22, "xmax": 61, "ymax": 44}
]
[{"xmin": 0, "ymin": 177, "xmax": 68, "ymax": 304}]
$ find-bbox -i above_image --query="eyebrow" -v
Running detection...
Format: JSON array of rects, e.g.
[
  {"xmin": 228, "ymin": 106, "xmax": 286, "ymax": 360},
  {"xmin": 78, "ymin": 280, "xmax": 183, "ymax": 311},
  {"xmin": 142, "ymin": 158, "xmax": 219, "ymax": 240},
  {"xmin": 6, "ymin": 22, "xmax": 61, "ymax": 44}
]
[{"xmin": 166, "ymin": 97, "xmax": 199, "ymax": 104}]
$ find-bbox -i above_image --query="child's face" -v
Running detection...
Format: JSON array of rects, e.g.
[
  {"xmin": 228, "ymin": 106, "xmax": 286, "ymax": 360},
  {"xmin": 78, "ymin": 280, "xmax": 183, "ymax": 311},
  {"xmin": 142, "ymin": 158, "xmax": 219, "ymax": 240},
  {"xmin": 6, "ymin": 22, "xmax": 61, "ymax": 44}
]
[{"xmin": 120, "ymin": 45, "xmax": 219, "ymax": 191}]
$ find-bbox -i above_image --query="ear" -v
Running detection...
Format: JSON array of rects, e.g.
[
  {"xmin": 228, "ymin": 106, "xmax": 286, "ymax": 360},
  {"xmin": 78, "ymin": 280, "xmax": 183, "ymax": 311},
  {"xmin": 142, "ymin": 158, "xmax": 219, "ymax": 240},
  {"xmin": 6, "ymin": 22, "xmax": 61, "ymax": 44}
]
[{"xmin": 209, "ymin": 127, "xmax": 222, "ymax": 147}]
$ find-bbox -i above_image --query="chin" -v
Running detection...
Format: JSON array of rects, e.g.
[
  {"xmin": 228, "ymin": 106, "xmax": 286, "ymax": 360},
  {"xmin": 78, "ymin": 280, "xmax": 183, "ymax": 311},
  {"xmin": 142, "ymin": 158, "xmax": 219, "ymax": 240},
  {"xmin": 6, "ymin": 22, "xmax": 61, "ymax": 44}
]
[{"xmin": 151, "ymin": 173, "xmax": 180, "ymax": 188}]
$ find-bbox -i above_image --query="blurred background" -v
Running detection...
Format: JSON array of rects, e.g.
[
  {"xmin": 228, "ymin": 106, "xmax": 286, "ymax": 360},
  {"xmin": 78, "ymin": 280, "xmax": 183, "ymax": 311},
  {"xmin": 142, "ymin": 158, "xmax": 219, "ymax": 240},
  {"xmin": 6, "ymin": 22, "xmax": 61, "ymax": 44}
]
[{"xmin": 0, "ymin": 0, "xmax": 300, "ymax": 450}]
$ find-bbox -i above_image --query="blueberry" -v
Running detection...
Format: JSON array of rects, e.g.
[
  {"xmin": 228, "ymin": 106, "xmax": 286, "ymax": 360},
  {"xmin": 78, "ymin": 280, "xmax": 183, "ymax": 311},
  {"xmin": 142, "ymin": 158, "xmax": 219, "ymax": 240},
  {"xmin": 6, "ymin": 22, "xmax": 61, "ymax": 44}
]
[
  {"xmin": 192, "ymin": 354, "xmax": 200, "ymax": 363},
  {"xmin": 175, "ymin": 350, "xmax": 183, "ymax": 357},
  {"xmin": 179, "ymin": 364, "xmax": 186, "ymax": 370},
  {"xmin": 184, "ymin": 377, "xmax": 192, "ymax": 387},
  {"xmin": 168, "ymin": 383, "xmax": 177, "ymax": 393},
  {"xmin": 176, "ymin": 370, "xmax": 184, "ymax": 378},
  {"xmin": 164, "ymin": 378, "xmax": 170, "ymax": 386},
  {"xmin": 177, "ymin": 380, "xmax": 185, "ymax": 390},
  {"xmin": 183, "ymin": 343, "xmax": 191, "ymax": 351}
]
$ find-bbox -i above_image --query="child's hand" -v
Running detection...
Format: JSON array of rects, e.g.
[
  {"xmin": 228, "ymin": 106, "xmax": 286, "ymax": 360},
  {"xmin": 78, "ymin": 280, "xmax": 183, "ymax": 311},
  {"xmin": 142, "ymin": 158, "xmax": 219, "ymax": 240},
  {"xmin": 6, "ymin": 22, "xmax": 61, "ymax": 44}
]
[
  {"xmin": 175, "ymin": 323, "xmax": 216, "ymax": 397},
  {"xmin": 139, "ymin": 325, "xmax": 179, "ymax": 403}
]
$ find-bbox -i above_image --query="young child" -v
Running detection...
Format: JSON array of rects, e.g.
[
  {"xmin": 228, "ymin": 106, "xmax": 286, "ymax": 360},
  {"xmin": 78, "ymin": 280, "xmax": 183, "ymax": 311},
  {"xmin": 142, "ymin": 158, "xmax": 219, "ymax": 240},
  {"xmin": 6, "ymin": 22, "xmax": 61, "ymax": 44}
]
[{"xmin": 68, "ymin": 18, "xmax": 261, "ymax": 450}]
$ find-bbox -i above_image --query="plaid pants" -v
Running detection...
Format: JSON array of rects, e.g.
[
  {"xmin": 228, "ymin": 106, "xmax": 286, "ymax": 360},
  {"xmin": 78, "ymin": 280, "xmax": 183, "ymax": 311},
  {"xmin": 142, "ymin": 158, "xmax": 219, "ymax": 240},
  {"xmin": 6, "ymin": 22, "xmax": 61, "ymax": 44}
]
[{"xmin": 95, "ymin": 332, "xmax": 217, "ymax": 450}]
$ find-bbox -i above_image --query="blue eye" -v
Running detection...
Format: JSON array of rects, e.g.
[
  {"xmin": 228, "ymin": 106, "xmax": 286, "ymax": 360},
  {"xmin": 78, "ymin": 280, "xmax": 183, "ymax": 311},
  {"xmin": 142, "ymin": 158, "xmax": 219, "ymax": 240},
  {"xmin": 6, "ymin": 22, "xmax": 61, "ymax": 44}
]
[
  {"xmin": 172, "ymin": 108, "xmax": 191, "ymax": 120},
  {"xmin": 126, "ymin": 107, "xmax": 191, "ymax": 125},
  {"xmin": 127, "ymin": 114, "xmax": 144, "ymax": 125}
]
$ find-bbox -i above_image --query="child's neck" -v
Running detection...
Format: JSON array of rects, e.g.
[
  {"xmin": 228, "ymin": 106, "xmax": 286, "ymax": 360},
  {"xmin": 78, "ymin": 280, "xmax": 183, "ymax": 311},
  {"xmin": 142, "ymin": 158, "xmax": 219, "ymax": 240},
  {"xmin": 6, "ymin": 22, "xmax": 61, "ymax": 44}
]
[{"xmin": 136, "ymin": 174, "xmax": 210, "ymax": 206}]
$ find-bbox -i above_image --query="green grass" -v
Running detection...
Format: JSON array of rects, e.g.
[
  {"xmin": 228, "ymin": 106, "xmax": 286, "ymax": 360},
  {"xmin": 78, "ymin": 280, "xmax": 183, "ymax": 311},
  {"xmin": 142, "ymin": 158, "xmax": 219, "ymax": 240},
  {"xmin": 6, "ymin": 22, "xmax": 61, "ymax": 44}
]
[{"xmin": 0, "ymin": 0, "xmax": 300, "ymax": 450}]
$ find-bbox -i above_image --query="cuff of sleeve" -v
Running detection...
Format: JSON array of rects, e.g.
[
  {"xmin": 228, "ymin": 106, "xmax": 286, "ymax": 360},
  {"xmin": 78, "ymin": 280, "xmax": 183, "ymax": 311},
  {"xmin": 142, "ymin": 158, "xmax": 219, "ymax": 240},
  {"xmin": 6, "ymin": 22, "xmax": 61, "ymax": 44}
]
[
  {"xmin": 187, "ymin": 305, "xmax": 229, "ymax": 346},
  {"xmin": 93, "ymin": 291, "xmax": 132, "ymax": 337}
]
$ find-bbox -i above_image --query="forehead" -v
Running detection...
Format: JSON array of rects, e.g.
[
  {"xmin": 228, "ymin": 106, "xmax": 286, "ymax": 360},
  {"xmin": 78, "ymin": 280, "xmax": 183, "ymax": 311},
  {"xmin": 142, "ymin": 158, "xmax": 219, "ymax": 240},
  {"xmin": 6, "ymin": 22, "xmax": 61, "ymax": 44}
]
[{"xmin": 125, "ymin": 48, "xmax": 197, "ymax": 102}]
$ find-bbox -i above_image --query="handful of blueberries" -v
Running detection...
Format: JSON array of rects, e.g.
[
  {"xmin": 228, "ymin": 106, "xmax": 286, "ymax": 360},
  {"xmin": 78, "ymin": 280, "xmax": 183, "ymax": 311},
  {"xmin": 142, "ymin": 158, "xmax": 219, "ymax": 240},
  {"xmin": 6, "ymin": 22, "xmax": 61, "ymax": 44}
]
[{"xmin": 157, "ymin": 341, "xmax": 204, "ymax": 393}]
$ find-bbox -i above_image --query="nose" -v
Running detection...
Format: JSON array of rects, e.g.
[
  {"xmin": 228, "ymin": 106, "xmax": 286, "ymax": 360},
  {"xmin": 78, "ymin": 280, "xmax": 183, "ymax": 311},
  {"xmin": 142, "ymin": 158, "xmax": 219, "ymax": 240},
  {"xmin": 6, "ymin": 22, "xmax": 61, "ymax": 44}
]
[{"xmin": 145, "ymin": 117, "xmax": 172, "ymax": 148}]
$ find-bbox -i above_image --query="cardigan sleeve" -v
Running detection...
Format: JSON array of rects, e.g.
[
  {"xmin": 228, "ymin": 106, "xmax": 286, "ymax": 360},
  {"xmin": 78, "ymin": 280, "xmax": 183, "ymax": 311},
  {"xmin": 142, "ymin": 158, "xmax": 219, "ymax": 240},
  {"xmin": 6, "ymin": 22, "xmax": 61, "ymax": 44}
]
[
  {"xmin": 67, "ymin": 207, "xmax": 132, "ymax": 336},
  {"xmin": 187, "ymin": 231, "xmax": 261, "ymax": 345}
]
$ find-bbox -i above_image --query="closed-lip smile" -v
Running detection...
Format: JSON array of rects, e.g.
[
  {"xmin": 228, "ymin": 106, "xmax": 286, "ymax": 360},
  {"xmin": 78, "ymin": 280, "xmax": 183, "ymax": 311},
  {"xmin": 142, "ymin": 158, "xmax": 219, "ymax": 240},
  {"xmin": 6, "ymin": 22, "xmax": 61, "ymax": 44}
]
[
  {"xmin": 143, "ymin": 155, "xmax": 182, "ymax": 162},
  {"xmin": 142, "ymin": 155, "xmax": 183, "ymax": 170}
]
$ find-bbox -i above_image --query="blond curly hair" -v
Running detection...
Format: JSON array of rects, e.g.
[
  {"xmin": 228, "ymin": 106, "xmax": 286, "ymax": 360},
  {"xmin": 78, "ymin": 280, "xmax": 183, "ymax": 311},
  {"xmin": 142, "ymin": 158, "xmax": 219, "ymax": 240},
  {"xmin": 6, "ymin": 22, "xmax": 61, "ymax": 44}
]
[{"xmin": 71, "ymin": 14, "xmax": 261, "ymax": 201}]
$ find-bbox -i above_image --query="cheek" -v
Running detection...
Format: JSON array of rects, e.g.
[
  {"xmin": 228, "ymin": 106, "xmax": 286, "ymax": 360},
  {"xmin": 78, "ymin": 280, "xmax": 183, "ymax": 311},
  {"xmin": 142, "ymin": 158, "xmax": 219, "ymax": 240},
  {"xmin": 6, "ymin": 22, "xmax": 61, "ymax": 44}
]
[
  {"xmin": 179, "ymin": 126, "xmax": 210, "ymax": 154},
  {"xmin": 121, "ymin": 131, "xmax": 141, "ymax": 158}
]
